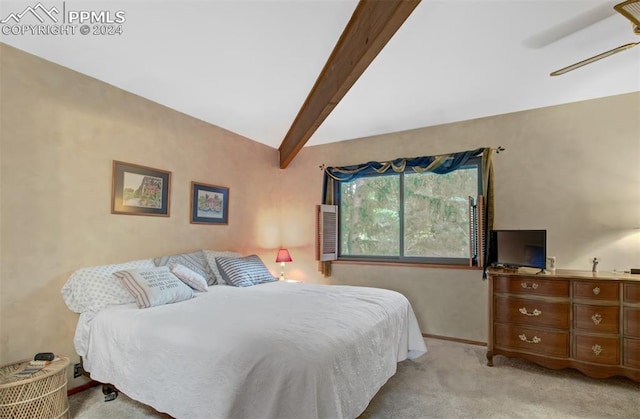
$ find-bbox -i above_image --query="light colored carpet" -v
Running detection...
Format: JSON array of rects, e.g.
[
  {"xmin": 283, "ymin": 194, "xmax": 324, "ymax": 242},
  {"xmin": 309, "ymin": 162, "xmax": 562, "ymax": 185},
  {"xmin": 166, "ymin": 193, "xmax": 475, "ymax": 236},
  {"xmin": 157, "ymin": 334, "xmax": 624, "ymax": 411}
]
[{"xmin": 68, "ymin": 338, "xmax": 640, "ymax": 418}]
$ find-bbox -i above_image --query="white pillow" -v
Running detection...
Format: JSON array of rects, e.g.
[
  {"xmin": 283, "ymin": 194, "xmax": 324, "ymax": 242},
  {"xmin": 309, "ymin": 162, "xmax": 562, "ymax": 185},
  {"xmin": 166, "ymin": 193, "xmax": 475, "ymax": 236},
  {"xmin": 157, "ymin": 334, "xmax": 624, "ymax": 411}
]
[
  {"xmin": 202, "ymin": 250, "xmax": 242, "ymax": 285},
  {"xmin": 61, "ymin": 258, "xmax": 155, "ymax": 313},
  {"xmin": 170, "ymin": 263, "xmax": 208, "ymax": 292},
  {"xmin": 113, "ymin": 267, "xmax": 194, "ymax": 309},
  {"xmin": 154, "ymin": 250, "xmax": 216, "ymax": 285}
]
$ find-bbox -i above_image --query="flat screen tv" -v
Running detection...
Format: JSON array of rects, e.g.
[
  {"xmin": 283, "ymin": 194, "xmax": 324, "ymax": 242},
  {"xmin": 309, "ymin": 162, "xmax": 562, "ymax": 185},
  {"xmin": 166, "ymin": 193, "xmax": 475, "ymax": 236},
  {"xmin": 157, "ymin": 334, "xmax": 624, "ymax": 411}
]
[{"xmin": 489, "ymin": 230, "xmax": 547, "ymax": 271}]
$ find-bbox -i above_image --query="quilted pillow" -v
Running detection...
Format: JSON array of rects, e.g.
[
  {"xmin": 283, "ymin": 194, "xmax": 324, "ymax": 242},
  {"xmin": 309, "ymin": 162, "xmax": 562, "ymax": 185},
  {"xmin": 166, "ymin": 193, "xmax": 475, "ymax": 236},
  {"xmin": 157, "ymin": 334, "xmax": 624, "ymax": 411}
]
[
  {"xmin": 202, "ymin": 250, "xmax": 242, "ymax": 285},
  {"xmin": 61, "ymin": 258, "xmax": 155, "ymax": 313},
  {"xmin": 170, "ymin": 263, "xmax": 208, "ymax": 292},
  {"xmin": 113, "ymin": 267, "xmax": 194, "ymax": 309},
  {"xmin": 215, "ymin": 255, "xmax": 277, "ymax": 287},
  {"xmin": 154, "ymin": 250, "xmax": 216, "ymax": 285}
]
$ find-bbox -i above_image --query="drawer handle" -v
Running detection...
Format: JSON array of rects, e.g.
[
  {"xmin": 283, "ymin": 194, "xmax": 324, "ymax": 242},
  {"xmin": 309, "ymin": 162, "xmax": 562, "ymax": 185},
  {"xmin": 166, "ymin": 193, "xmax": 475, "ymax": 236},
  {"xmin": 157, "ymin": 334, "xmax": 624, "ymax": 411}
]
[
  {"xmin": 518, "ymin": 333, "xmax": 541, "ymax": 344},
  {"xmin": 520, "ymin": 282, "xmax": 539, "ymax": 290},
  {"xmin": 519, "ymin": 307, "xmax": 542, "ymax": 317},
  {"xmin": 592, "ymin": 313, "xmax": 602, "ymax": 325},
  {"xmin": 592, "ymin": 287, "xmax": 600, "ymax": 295},
  {"xmin": 592, "ymin": 344, "xmax": 602, "ymax": 356}
]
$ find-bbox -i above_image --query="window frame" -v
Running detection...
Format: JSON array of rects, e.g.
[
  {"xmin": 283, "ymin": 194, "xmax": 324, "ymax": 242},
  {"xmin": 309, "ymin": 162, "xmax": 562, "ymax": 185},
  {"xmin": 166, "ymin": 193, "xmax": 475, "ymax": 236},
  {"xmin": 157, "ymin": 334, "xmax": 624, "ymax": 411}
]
[{"xmin": 334, "ymin": 156, "xmax": 483, "ymax": 266}]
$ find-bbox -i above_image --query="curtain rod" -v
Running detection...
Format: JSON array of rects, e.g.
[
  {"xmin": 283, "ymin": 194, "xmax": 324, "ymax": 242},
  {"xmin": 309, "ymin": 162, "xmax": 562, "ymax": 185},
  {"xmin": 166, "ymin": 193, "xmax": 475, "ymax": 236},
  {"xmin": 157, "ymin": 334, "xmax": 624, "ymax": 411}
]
[{"xmin": 319, "ymin": 146, "xmax": 505, "ymax": 170}]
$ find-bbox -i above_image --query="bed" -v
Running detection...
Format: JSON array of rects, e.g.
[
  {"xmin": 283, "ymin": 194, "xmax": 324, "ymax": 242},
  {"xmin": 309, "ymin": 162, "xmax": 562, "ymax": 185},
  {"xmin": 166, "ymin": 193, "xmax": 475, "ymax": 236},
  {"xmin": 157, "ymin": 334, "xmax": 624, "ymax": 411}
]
[{"xmin": 62, "ymin": 251, "xmax": 426, "ymax": 419}]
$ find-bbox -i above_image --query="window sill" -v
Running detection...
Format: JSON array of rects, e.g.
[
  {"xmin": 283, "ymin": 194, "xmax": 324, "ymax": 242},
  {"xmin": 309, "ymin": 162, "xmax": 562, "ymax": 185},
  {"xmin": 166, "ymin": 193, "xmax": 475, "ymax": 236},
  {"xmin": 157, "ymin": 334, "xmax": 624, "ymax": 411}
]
[{"xmin": 332, "ymin": 260, "xmax": 483, "ymax": 270}]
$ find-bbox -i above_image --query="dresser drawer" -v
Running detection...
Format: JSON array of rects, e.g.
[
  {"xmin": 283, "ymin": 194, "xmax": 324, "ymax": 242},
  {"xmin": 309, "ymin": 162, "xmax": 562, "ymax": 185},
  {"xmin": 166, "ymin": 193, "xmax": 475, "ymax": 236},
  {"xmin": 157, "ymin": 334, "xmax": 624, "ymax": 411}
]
[
  {"xmin": 624, "ymin": 308, "xmax": 640, "ymax": 338},
  {"xmin": 494, "ymin": 296, "xmax": 569, "ymax": 328},
  {"xmin": 625, "ymin": 283, "xmax": 640, "ymax": 303},
  {"xmin": 623, "ymin": 339, "xmax": 640, "ymax": 369},
  {"xmin": 573, "ymin": 281, "xmax": 619, "ymax": 301},
  {"xmin": 494, "ymin": 323, "xmax": 569, "ymax": 357},
  {"xmin": 574, "ymin": 334, "xmax": 620, "ymax": 365},
  {"xmin": 573, "ymin": 304, "xmax": 619, "ymax": 334},
  {"xmin": 493, "ymin": 276, "xmax": 569, "ymax": 297}
]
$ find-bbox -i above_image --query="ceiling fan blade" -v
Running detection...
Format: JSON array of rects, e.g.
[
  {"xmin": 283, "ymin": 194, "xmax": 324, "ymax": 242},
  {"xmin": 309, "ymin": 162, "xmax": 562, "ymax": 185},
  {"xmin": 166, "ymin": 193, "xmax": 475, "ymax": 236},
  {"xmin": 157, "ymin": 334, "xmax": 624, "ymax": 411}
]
[{"xmin": 550, "ymin": 41, "xmax": 640, "ymax": 76}]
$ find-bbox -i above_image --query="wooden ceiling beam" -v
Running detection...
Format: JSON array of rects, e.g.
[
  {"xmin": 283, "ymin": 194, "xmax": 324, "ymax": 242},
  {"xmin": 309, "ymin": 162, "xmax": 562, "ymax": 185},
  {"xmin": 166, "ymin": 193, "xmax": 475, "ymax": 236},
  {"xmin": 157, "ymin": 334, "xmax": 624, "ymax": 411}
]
[{"xmin": 278, "ymin": 0, "xmax": 421, "ymax": 169}]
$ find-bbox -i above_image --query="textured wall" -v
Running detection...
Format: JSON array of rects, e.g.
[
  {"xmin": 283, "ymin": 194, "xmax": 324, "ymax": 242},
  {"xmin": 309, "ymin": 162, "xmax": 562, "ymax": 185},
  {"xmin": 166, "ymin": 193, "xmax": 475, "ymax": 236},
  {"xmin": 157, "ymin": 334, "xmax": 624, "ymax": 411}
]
[
  {"xmin": 279, "ymin": 91, "xmax": 640, "ymax": 343},
  {"xmin": 0, "ymin": 44, "xmax": 281, "ymax": 385}
]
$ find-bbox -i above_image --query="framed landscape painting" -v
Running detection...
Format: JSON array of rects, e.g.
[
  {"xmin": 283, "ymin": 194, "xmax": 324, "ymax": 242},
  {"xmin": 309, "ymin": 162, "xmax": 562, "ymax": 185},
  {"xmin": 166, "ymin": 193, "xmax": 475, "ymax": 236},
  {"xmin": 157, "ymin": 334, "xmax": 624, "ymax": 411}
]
[
  {"xmin": 190, "ymin": 181, "xmax": 229, "ymax": 225},
  {"xmin": 111, "ymin": 161, "xmax": 171, "ymax": 216}
]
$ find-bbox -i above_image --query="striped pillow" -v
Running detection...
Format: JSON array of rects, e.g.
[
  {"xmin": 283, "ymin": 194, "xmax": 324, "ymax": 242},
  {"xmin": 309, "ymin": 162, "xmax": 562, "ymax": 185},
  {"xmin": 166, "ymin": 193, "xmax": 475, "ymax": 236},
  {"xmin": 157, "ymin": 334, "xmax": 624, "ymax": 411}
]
[
  {"xmin": 153, "ymin": 250, "xmax": 217, "ymax": 285},
  {"xmin": 202, "ymin": 250, "xmax": 242, "ymax": 285},
  {"xmin": 215, "ymin": 255, "xmax": 277, "ymax": 287},
  {"xmin": 114, "ymin": 267, "xmax": 193, "ymax": 308}
]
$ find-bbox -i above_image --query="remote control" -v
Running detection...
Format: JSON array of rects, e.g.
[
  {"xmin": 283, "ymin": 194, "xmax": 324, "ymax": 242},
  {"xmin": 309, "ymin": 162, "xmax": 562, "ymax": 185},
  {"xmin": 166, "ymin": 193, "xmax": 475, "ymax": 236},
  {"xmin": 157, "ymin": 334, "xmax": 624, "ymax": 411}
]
[{"xmin": 34, "ymin": 352, "xmax": 55, "ymax": 361}]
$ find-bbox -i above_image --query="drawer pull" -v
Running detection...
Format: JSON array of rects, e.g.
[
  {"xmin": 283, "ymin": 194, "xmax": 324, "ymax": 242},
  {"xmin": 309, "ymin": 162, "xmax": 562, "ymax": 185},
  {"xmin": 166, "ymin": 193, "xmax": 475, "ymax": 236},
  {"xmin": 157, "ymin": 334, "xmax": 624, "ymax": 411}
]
[
  {"xmin": 520, "ymin": 282, "xmax": 539, "ymax": 290},
  {"xmin": 518, "ymin": 333, "xmax": 541, "ymax": 344},
  {"xmin": 592, "ymin": 313, "xmax": 602, "ymax": 325},
  {"xmin": 592, "ymin": 287, "xmax": 600, "ymax": 295},
  {"xmin": 519, "ymin": 307, "xmax": 542, "ymax": 317},
  {"xmin": 592, "ymin": 344, "xmax": 602, "ymax": 356}
]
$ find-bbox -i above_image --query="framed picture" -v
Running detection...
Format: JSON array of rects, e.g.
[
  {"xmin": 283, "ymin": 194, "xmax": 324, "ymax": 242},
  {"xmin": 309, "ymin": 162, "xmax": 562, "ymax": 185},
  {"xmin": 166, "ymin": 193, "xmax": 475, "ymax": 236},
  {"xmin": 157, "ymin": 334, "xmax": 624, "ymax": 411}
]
[
  {"xmin": 111, "ymin": 161, "xmax": 171, "ymax": 216},
  {"xmin": 190, "ymin": 181, "xmax": 229, "ymax": 225}
]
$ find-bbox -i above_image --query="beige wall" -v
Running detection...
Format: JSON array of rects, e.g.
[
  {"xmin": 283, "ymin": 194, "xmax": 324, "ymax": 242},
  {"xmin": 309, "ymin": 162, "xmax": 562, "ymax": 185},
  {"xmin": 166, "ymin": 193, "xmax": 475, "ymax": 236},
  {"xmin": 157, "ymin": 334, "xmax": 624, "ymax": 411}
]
[
  {"xmin": 279, "ymin": 91, "xmax": 640, "ymax": 343},
  {"xmin": 0, "ymin": 44, "xmax": 282, "ymax": 385},
  {"xmin": 2, "ymin": 43, "xmax": 639, "ymax": 389}
]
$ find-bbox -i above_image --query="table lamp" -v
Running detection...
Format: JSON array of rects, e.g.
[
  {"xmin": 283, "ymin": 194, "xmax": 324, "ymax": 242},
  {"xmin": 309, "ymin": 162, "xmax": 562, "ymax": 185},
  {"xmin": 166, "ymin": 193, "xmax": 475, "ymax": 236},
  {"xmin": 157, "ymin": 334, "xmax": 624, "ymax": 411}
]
[{"xmin": 275, "ymin": 248, "xmax": 293, "ymax": 280}]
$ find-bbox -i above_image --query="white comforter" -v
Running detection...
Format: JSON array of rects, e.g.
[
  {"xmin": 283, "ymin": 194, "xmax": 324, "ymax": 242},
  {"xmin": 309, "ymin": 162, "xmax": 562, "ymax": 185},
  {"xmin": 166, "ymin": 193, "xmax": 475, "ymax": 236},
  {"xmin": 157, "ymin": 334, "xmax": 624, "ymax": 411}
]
[{"xmin": 78, "ymin": 282, "xmax": 426, "ymax": 419}]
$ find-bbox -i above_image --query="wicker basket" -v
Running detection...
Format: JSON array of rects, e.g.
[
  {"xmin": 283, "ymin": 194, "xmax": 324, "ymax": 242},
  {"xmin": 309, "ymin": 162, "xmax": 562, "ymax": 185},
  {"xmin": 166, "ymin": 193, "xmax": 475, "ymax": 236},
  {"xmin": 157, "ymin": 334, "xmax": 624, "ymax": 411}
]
[{"xmin": 0, "ymin": 357, "xmax": 70, "ymax": 419}]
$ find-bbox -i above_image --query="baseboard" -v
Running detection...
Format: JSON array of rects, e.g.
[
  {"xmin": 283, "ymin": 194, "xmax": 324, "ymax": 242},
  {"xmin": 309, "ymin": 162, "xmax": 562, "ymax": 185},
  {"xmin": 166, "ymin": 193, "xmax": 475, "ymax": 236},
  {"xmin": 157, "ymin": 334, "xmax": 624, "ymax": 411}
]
[
  {"xmin": 67, "ymin": 380, "xmax": 100, "ymax": 397},
  {"xmin": 422, "ymin": 333, "xmax": 487, "ymax": 347}
]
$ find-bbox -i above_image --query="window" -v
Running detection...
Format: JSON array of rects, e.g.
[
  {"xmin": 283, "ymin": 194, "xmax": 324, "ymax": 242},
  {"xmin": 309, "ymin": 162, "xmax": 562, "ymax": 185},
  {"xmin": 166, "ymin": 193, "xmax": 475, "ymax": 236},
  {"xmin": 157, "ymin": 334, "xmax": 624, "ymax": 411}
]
[{"xmin": 336, "ymin": 158, "xmax": 482, "ymax": 265}]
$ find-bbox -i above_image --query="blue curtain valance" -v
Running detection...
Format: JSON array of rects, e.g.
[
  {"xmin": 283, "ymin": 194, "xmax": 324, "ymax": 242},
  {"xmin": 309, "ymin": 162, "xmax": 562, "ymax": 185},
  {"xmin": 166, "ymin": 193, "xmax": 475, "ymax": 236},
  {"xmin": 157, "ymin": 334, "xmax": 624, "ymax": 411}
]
[{"xmin": 325, "ymin": 147, "xmax": 486, "ymax": 183}]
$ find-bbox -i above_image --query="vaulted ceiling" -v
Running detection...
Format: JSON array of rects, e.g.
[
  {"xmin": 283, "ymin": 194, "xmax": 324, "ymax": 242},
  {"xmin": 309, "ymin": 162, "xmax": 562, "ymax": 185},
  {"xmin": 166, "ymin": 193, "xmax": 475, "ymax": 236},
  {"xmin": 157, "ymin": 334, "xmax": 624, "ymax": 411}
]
[{"xmin": 2, "ymin": 0, "xmax": 639, "ymax": 166}]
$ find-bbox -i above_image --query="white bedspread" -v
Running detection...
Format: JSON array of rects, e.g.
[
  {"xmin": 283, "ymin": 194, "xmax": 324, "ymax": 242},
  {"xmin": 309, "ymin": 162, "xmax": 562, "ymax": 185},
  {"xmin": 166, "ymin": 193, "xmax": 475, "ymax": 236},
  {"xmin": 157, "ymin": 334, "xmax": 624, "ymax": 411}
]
[{"xmin": 79, "ymin": 282, "xmax": 426, "ymax": 419}]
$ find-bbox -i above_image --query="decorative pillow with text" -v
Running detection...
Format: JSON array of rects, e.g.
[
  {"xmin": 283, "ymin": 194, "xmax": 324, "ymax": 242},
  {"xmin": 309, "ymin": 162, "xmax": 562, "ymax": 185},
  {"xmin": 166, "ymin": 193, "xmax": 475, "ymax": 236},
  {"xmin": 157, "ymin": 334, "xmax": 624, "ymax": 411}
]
[{"xmin": 114, "ymin": 267, "xmax": 194, "ymax": 309}]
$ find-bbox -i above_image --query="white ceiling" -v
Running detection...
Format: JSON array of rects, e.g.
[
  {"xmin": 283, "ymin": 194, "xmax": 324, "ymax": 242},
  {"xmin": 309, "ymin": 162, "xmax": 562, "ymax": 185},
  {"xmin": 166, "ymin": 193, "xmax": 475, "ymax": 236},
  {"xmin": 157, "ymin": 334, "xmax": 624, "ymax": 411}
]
[{"xmin": 1, "ymin": 0, "xmax": 639, "ymax": 150}]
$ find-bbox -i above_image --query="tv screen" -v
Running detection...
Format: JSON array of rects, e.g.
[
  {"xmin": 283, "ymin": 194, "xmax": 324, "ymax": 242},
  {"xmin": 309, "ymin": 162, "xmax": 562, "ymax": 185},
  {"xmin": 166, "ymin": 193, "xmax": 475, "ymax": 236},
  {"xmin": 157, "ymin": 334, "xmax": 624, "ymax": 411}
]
[{"xmin": 490, "ymin": 230, "xmax": 547, "ymax": 270}]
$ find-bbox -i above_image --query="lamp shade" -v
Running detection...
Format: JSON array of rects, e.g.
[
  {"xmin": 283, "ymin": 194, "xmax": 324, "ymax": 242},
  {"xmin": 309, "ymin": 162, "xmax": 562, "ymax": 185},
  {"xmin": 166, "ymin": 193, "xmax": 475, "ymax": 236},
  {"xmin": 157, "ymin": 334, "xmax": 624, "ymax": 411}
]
[{"xmin": 275, "ymin": 248, "xmax": 293, "ymax": 263}]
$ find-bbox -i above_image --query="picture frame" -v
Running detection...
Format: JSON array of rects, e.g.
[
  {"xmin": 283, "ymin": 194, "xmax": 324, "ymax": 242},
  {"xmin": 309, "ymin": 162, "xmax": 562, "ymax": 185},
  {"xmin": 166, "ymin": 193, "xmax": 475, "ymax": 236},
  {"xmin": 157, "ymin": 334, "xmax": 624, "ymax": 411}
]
[
  {"xmin": 111, "ymin": 161, "xmax": 171, "ymax": 216},
  {"xmin": 190, "ymin": 181, "xmax": 229, "ymax": 225}
]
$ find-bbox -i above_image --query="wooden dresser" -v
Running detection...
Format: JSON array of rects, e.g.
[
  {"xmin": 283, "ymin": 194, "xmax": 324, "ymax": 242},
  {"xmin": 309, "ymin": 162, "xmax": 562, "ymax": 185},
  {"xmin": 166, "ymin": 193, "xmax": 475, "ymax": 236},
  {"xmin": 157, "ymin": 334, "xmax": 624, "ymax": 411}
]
[{"xmin": 487, "ymin": 269, "xmax": 640, "ymax": 382}]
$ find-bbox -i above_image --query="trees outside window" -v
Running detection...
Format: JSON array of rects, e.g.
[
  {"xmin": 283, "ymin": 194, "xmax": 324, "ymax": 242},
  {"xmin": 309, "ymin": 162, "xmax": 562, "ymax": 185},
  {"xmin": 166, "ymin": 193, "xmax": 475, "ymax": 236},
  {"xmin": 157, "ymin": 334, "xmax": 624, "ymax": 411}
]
[{"xmin": 338, "ymin": 159, "xmax": 480, "ymax": 264}]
